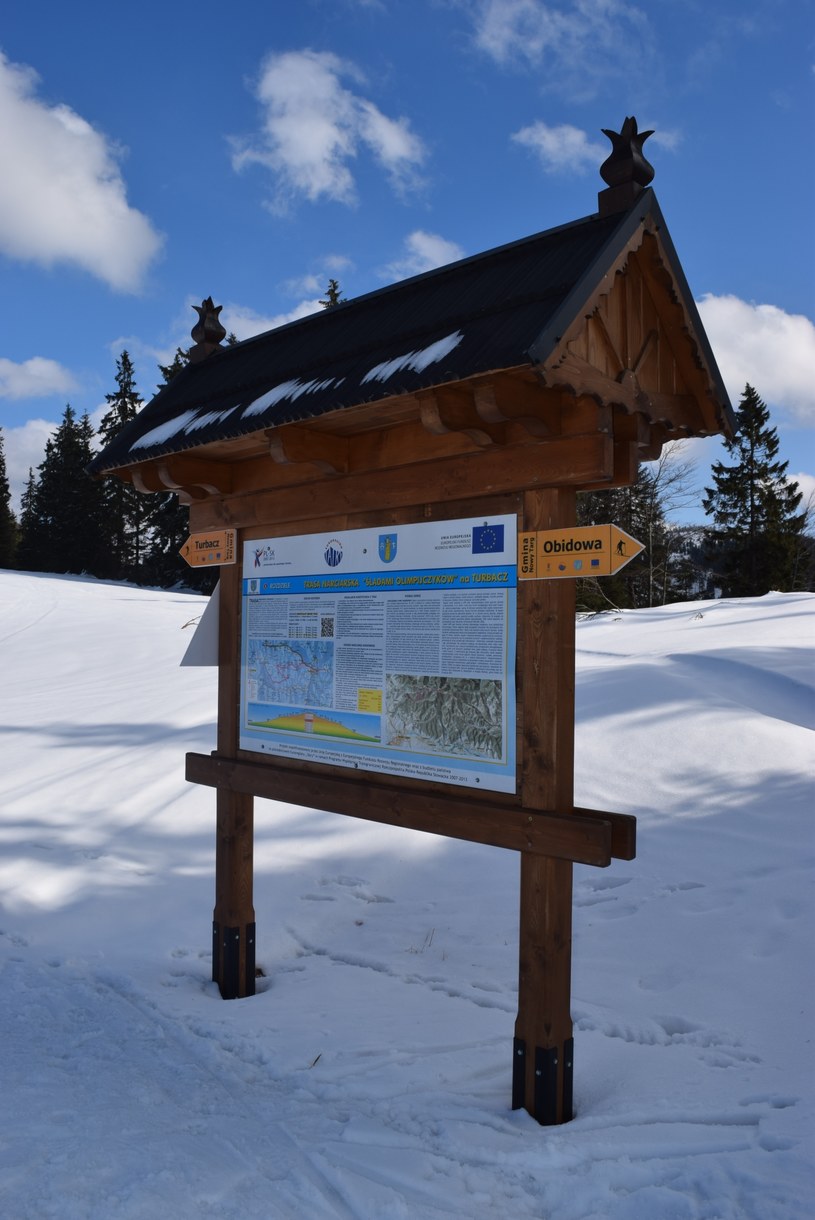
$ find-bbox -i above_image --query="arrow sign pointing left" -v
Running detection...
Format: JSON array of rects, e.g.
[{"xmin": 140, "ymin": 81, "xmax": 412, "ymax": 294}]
[{"xmin": 179, "ymin": 529, "xmax": 237, "ymax": 568}]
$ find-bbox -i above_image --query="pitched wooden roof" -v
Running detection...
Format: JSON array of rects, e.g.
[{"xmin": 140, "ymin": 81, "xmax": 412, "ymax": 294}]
[{"xmin": 88, "ymin": 187, "xmax": 732, "ymax": 480}]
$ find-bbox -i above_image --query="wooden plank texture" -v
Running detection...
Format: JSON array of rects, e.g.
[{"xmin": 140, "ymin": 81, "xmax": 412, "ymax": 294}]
[
  {"xmin": 574, "ymin": 807, "xmax": 636, "ymax": 860},
  {"xmin": 212, "ymin": 788, "xmax": 255, "ymax": 999},
  {"xmin": 516, "ymin": 487, "xmax": 577, "ymax": 1123},
  {"xmin": 186, "ymin": 433, "xmax": 614, "ymax": 531},
  {"xmin": 215, "ymin": 561, "xmax": 242, "ymax": 756},
  {"xmin": 185, "ymin": 752, "xmax": 620, "ymax": 867}
]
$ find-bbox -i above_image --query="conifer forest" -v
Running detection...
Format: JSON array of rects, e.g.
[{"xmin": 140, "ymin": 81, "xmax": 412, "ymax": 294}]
[{"xmin": 1, "ymin": 363, "xmax": 812, "ymax": 604}]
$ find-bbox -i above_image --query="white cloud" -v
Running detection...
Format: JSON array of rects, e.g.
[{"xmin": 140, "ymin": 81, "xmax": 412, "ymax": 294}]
[
  {"xmin": 384, "ymin": 230, "xmax": 466, "ymax": 280},
  {"xmin": 511, "ymin": 121, "xmax": 605, "ymax": 173},
  {"xmin": 355, "ymin": 98, "xmax": 425, "ymax": 192},
  {"xmin": 325, "ymin": 253, "xmax": 354, "ymax": 275},
  {"xmin": 648, "ymin": 126, "xmax": 682, "ymax": 152},
  {"xmin": 281, "ymin": 273, "xmax": 324, "ymax": 297},
  {"xmin": 232, "ymin": 49, "xmax": 426, "ymax": 209},
  {"xmin": 224, "ymin": 299, "xmax": 324, "ymax": 340},
  {"xmin": 0, "ymin": 357, "xmax": 77, "ymax": 400},
  {"xmin": 696, "ymin": 294, "xmax": 815, "ymax": 425},
  {"xmin": 474, "ymin": 0, "xmax": 570, "ymax": 64},
  {"xmin": 471, "ymin": 0, "xmax": 654, "ymax": 99},
  {"xmin": 281, "ymin": 255, "xmax": 354, "ymax": 298},
  {"xmin": 0, "ymin": 52, "xmax": 163, "ymax": 291},
  {"xmin": 107, "ymin": 293, "xmax": 329, "ymax": 387},
  {"xmin": 790, "ymin": 471, "xmax": 815, "ymax": 515},
  {"xmin": 2, "ymin": 418, "xmax": 57, "ymax": 511}
]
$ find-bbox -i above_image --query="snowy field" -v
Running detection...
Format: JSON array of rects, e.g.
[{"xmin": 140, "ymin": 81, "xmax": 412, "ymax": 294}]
[{"xmin": 1, "ymin": 571, "xmax": 813, "ymax": 1219}]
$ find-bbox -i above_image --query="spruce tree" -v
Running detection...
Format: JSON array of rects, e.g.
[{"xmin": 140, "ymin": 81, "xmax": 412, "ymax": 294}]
[
  {"xmin": 141, "ymin": 348, "xmax": 216, "ymax": 592},
  {"xmin": 702, "ymin": 385, "xmax": 807, "ymax": 596},
  {"xmin": 142, "ymin": 347, "xmax": 190, "ymax": 588},
  {"xmin": 157, "ymin": 346, "xmax": 190, "ymax": 384},
  {"xmin": 577, "ymin": 467, "xmax": 663, "ymax": 609},
  {"xmin": 0, "ymin": 429, "xmax": 18, "ymax": 568},
  {"xmin": 143, "ymin": 484, "xmax": 197, "ymax": 589},
  {"xmin": 16, "ymin": 469, "xmax": 44, "ymax": 571},
  {"xmin": 18, "ymin": 407, "xmax": 108, "ymax": 577},
  {"xmin": 320, "ymin": 279, "xmax": 344, "ymax": 308},
  {"xmin": 98, "ymin": 351, "xmax": 151, "ymax": 581}
]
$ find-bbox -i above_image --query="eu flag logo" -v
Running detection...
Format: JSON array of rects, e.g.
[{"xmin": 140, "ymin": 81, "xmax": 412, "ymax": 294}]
[{"xmin": 472, "ymin": 524, "xmax": 504, "ymax": 554}]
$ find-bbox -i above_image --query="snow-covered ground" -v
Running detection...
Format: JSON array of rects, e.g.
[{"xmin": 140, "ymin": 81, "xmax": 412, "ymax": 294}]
[{"xmin": 1, "ymin": 571, "xmax": 812, "ymax": 1219}]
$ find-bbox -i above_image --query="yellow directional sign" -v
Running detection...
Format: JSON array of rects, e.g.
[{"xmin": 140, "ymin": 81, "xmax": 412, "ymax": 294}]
[
  {"xmin": 179, "ymin": 529, "xmax": 237, "ymax": 568},
  {"xmin": 518, "ymin": 524, "xmax": 644, "ymax": 580}
]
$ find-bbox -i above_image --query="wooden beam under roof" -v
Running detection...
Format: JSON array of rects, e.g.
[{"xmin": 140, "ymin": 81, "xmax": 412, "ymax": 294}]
[{"xmin": 188, "ymin": 430, "xmax": 616, "ymax": 530}]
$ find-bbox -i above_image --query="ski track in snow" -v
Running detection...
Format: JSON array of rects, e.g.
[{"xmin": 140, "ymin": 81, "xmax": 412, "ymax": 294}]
[
  {"xmin": 2, "ymin": 932, "xmax": 807, "ymax": 1220},
  {"xmin": 0, "ymin": 574, "xmax": 813, "ymax": 1218}
]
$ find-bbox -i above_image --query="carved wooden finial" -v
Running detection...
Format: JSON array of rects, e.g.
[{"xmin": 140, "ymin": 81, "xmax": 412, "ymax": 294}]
[
  {"xmin": 188, "ymin": 297, "xmax": 226, "ymax": 363},
  {"xmin": 598, "ymin": 117, "xmax": 655, "ymax": 216}
]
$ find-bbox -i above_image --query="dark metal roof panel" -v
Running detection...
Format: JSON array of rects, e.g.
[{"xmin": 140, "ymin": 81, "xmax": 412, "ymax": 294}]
[{"xmin": 88, "ymin": 207, "xmax": 631, "ymax": 474}]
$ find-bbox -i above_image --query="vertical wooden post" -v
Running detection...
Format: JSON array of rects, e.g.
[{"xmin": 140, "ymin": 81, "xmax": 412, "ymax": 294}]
[
  {"xmin": 211, "ymin": 557, "xmax": 256, "ymax": 999},
  {"xmin": 212, "ymin": 788, "xmax": 256, "ymax": 998},
  {"xmin": 514, "ymin": 487, "xmax": 577, "ymax": 1123}
]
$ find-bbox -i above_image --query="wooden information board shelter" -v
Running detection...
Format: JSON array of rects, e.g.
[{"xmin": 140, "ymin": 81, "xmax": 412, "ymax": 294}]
[{"xmin": 90, "ymin": 122, "xmax": 733, "ymax": 1125}]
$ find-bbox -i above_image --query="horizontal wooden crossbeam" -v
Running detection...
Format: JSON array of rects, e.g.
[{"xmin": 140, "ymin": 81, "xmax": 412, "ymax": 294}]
[
  {"xmin": 187, "ymin": 432, "xmax": 616, "ymax": 531},
  {"xmin": 186, "ymin": 753, "xmax": 636, "ymax": 866}
]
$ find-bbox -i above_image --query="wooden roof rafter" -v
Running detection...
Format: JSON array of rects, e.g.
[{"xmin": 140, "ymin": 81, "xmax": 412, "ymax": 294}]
[
  {"xmin": 117, "ymin": 369, "xmax": 562, "ymax": 500},
  {"xmin": 91, "ymin": 186, "xmax": 732, "ymax": 509}
]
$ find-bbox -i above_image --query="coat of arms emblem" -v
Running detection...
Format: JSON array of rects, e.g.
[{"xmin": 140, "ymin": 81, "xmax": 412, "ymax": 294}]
[{"xmin": 378, "ymin": 534, "xmax": 397, "ymax": 563}]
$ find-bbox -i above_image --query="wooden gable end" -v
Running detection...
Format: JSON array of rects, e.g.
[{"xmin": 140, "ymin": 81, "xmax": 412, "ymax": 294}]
[{"xmin": 540, "ymin": 228, "xmax": 731, "ymax": 447}]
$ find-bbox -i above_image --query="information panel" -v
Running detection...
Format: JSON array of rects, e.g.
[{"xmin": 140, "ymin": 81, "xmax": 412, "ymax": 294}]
[{"xmin": 239, "ymin": 515, "xmax": 517, "ymax": 792}]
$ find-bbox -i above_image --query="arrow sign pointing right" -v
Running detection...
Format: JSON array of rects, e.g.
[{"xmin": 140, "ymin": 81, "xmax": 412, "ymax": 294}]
[
  {"xmin": 518, "ymin": 524, "xmax": 645, "ymax": 580},
  {"xmin": 607, "ymin": 525, "xmax": 646, "ymax": 574}
]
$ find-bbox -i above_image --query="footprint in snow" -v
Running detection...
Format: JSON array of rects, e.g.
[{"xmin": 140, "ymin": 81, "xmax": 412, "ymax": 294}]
[
  {"xmin": 306, "ymin": 875, "xmax": 395, "ymax": 904},
  {"xmin": 0, "ymin": 929, "xmax": 30, "ymax": 948},
  {"xmin": 740, "ymin": 1093, "xmax": 798, "ymax": 1109}
]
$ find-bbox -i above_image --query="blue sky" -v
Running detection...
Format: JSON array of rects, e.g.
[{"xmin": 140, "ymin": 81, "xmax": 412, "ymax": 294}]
[{"xmin": 1, "ymin": 0, "xmax": 813, "ymax": 526}]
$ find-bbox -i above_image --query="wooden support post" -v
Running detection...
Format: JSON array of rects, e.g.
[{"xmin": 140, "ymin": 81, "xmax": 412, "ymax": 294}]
[
  {"xmin": 210, "ymin": 557, "xmax": 256, "ymax": 999},
  {"xmin": 514, "ymin": 856, "xmax": 574, "ymax": 1123},
  {"xmin": 515, "ymin": 487, "xmax": 577, "ymax": 1123},
  {"xmin": 212, "ymin": 788, "xmax": 256, "ymax": 999}
]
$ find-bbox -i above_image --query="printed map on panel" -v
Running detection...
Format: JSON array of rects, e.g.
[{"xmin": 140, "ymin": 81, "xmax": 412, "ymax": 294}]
[
  {"xmin": 384, "ymin": 675, "xmax": 503, "ymax": 760},
  {"xmin": 247, "ymin": 639, "xmax": 333, "ymax": 707}
]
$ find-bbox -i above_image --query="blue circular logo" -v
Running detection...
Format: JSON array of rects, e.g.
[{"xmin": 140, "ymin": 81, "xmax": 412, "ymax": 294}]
[{"xmin": 324, "ymin": 539, "xmax": 343, "ymax": 567}]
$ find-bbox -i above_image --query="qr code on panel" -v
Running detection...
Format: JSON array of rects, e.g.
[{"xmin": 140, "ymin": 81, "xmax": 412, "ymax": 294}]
[{"xmin": 321, "ymin": 617, "xmax": 335, "ymax": 637}]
